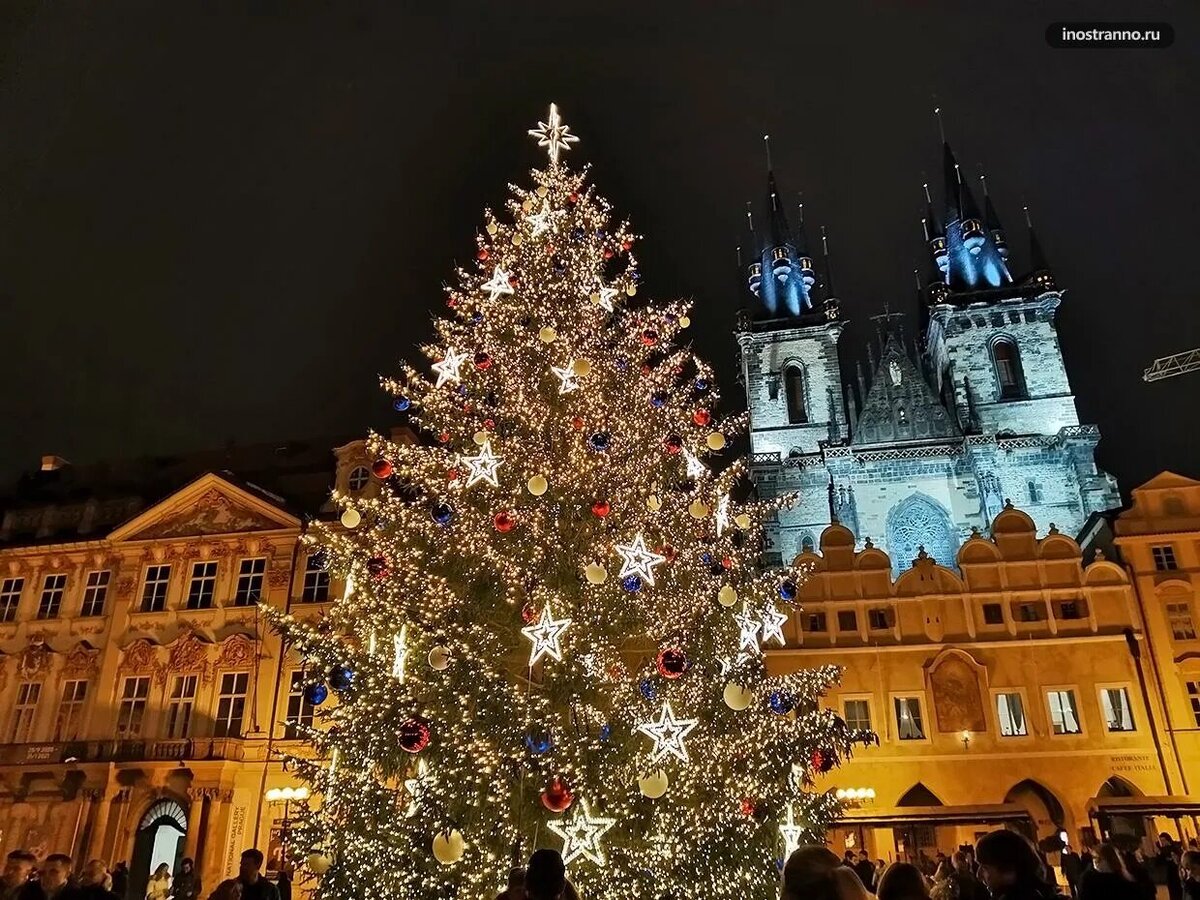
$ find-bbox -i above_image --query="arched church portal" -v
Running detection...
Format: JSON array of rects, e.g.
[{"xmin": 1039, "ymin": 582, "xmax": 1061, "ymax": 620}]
[{"xmin": 130, "ymin": 799, "xmax": 188, "ymax": 900}]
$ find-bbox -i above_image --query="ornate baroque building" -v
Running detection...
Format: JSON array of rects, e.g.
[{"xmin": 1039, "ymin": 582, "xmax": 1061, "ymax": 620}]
[
  {"xmin": 0, "ymin": 432, "xmax": 411, "ymax": 894},
  {"xmin": 736, "ymin": 136, "xmax": 1120, "ymax": 571}
]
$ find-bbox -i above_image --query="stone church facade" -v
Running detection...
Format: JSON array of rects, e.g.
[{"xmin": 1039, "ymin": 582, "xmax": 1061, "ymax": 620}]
[{"xmin": 737, "ymin": 138, "xmax": 1120, "ymax": 570}]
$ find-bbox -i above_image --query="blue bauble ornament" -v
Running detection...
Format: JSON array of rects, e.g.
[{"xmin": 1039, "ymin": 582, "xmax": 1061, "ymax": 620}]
[
  {"xmin": 328, "ymin": 665, "xmax": 354, "ymax": 692},
  {"xmin": 779, "ymin": 580, "xmax": 798, "ymax": 601},
  {"xmin": 694, "ymin": 379, "xmax": 709, "ymax": 393},
  {"xmin": 431, "ymin": 503, "xmax": 454, "ymax": 526},
  {"xmin": 457, "ymin": 384, "xmax": 468, "ymax": 396},
  {"xmin": 769, "ymin": 691, "xmax": 795, "ymax": 715},
  {"xmin": 700, "ymin": 552, "xmax": 714, "ymax": 565},
  {"xmin": 650, "ymin": 392, "xmax": 667, "ymax": 408},
  {"xmin": 599, "ymin": 723, "xmax": 612, "ymax": 742},
  {"xmin": 570, "ymin": 226, "xmax": 585, "ymax": 241},
  {"xmin": 472, "ymin": 311, "xmax": 484, "ymax": 324},
  {"xmin": 596, "ymin": 229, "xmax": 607, "ymax": 239},
  {"xmin": 622, "ymin": 574, "xmax": 643, "ymax": 593},
  {"xmin": 304, "ymin": 682, "xmax": 329, "ymax": 705},
  {"xmin": 616, "ymin": 358, "xmax": 628, "ymax": 371},
  {"xmin": 588, "ymin": 431, "xmax": 611, "ymax": 452},
  {"xmin": 524, "ymin": 730, "xmax": 553, "ymax": 754},
  {"xmin": 393, "ymin": 396, "xmax": 412, "ymax": 412},
  {"xmin": 638, "ymin": 678, "xmax": 657, "ymax": 700},
  {"xmin": 552, "ymin": 256, "xmax": 567, "ymax": 275}
]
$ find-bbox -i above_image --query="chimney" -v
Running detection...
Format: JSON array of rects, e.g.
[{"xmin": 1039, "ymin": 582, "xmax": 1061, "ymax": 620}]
[{"xmin": 41, "ymin": 455, "xmax": 69, "ymax": 472}]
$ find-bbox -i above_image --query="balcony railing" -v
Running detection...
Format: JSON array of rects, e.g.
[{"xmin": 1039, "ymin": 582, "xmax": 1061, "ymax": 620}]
[{"xmin": 0, "ymin": 737, "xmax": 247, "ymax": 766}]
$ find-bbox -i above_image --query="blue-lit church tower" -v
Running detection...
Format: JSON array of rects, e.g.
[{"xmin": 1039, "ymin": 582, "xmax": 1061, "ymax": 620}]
[{"xmin": 736, "ymin": 136, "xmax": 1120, "ymax": 571}]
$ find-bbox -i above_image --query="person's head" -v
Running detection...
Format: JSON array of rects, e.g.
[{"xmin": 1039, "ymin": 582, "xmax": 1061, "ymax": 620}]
[
  {"xmin": 1160, "ymin": 833, "xmax": 1173, "ymax": 847},
  {"xmin": 845, "ymin": 851, "xmax": 856, "ymax": 861},
  {"xmin": 239, "ymin": 850, "xmax": 264, "ymax": 882},
  {"xmin": 3, "ymin": 852, "xmax": 36, "ymax": 886},
  {"xmin": 860, "ymin": 851, "xmax": 871, "ymax": 861},
  {"xmin": 953, "ymin": 850, "xmax": 973, "ymax": 873},
  {"xmin": 40, "ymin": 855, "xmax": 72, "ymax": 891},
  {"xmin": 1183, "ymin": 851, "xmax": 1200, "ymax": 880},
  {"xmin": 934, "ymin": 861, "xmax": 954, "ymax": 882},
  {"xmin": 878, "ymin": 862, "xmax": 930, "ymax": 900},
  {"xmin": 783, "ymin": 846, "xmax": 842, "ymax": 900},
  {"xmin": 525, "ymin": 849, "xmax": 566, "ymax": 900},
  {"xmin": 1093, "ymin": 844, "xmax": 1130, "ymax": 880},
  {"xmin": 180, "ymin": 859, "xmax": 193, "ymax": 874},
  {"xmin": 80, "ymin": 861, "xmax": 108, "ymax": 887},
  {"xmin": 975, "ymin": 830, "xmax": 1044, "ymax": 892},
  {"xmin": 504, "ymin": 868, "xmax": 525, "ymax": 891},
  {"xmin": 153, "ymin": 864, "xmax": 170, "ymax": 880}
]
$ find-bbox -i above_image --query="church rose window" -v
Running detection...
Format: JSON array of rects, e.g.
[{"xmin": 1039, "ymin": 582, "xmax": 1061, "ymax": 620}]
[{"xmin": 886, "ymin": 495, "xmax": 957, "ymax": 573}]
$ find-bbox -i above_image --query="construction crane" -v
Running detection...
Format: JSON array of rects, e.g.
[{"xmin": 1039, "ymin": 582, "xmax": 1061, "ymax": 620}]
[{"xmin": 1144, "ymin": 348, "xmax": 1200, "ymax": 382}]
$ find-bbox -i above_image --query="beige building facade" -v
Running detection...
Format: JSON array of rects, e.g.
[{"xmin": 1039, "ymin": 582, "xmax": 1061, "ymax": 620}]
[{"xmin": 0, "ymin": 437, "xmax": 398, "ymax": 895}]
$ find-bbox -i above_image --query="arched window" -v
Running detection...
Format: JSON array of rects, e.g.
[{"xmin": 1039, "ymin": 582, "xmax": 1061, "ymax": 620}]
[
  {"xmin": 348, "ymin": 465, "xmax": 370, "ymax": 491},
  {"xmin": 992, "ymin": 339, "xmax": 1027, "ymax": 400},
  {"xmin": 801, "ymin": 534, "xmax": 815, "ymax": 554},
  {"xmin": 784, "ymin": 365, "xmax": 807, "ymax": 425},
  {"xmin": 886, "ymin": 494, "xmax": 958, "ymax": 574}
]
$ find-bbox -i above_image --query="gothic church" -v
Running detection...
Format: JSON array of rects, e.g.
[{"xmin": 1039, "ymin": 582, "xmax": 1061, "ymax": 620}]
[{"xmin": 736, "ymin": 136, "xmax": 1120, "ymax": 571}]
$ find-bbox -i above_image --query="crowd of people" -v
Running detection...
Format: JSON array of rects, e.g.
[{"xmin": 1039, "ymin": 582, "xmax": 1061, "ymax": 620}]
[{"xmin": 0, "ymin": 850, "xmax": 280, "ymax": 900}]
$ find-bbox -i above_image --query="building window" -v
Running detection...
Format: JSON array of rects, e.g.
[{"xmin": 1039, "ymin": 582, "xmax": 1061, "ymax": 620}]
[
  {"xmin": 982, "ymin": 603, "xmax": 1005, "ymax": 625},
  {"xmin": 80, "ymin": 570, "xmax": 111, "ymax": 617},
  {"xmin": 1047, "ymin": 689, "xmax": 1082, "ymax": 735},
  {"xmin": 233, "ymin": 558, "xmax": 266, "ymax": 606},
  {"xmin": 1153, "ymin": 545, "xmax": 1179, "ymax": 572},
  {"xmin": 996, "ymin": 692, "xmax": 1028, "ymax": 736},
  {"xmin": 843, "ymin": 699, "xmax": 871, "ymax": 732},
  {"xmin": 0, "ymin": 577, "xmax": 24, "ymax": 622},
  {"xmin": 285, "ymin": 671, "xmax": 316, "ymax": 739},
  {"xmin": 1187, "ymin": 682, "xmax": 1200, "ymax": 727},
  {"xmin": 348, "ymin": 466, "xmax": 371, "ymax": 491},
  {"xmin": 186, "ymin": 561, "xmax": 218, "ymax": 610},
  {"xmin": 214, "ymin": 672, "xmax": 249, "ymax": 738},
  {"xmin": 886, "ymin": 494, "xmax": 958, "ymax": 575},
  {"xmin": 1018, "ymin": 602, "xmax": 1045, "ymax": 622},
  {"xmin": 140, "ymin": 565, "xmax": 172, "ymax": 612},
  {"xmin": 9, "ymin": 683, "xmax": 42, "ymax": 742},
  {"xmin": 54, "ymin": 680, "xmax": 88, "ymax": 741},
  {"xmin": 805, "ymin": 612, "xmax": 827, "ymax": 633},
  {"xmin": 166, "ymin": 675, "xmax": 198, "ymax": 739},
  {"xmin": 116, "ymin": 676, "xmax": 151, "ymax": 738},
  {"xmin": 1100, "ymin": 688, "xmax": 1135, "ymax": 732},
  {"xmin": 992, "ymin": 338, "xmax": 1026, "ymax": 400},
  {"xmin": 301, "ymin": 554, "xmax": 330, "ymax": 603},
  {"xmin": 894, "ymin": 697, "xmax": 926, "ymax": 740},
  {"xmin": 784, "ymin": 366, "xmax": 808, "ymax": 425},
  {"xmin": 37, "ymin": 574, "xmax": 67, "ymax": 619},
  {"xmin": 800, "ymin": 534, "xmax": 815, "ymax": 554},
  {"xmin": 837, "ymin": 610, "xmax": 858, "ymax": 632},
  {"xmin": 1027, "ymin": 480, "xmax": 1043, "ymax": 504},
  {"xmin": 1167, "ymin": 603, "xmax": 1197, "ymax": 640},
  {"xmin": 868, "ymin": 608, "xmax": 891, "ymax": 630}
]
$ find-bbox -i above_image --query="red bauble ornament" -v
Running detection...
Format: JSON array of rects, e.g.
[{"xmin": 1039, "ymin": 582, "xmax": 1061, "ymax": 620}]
[
  {"xmin": 656, "ymin": 647, "xmax": 688, "ymax": 679},
  {"xmin": 722, "ymin": 557, "xmax": 733, "ymax": 570},
  {"xmin": 692, "ymin": 409, "xmax": 712, "ymax": 427},
  {"xmin": 545, "ymin": 244, "xmax": 556, "ymax": 256},
  {"xmin": 640, "ymin": 364, "xmax": 652, "ymax": 376},
  {"xmin": 367, "ymin": 556, "xmax": 389, "ymax": 580},
  {"xmin": 438, "ymin": 432, "xmax": 451, "ymax": 443},
  {"xmin": 447, "ymin": 468, "xmax": 460, "ymax": 482},
  {"xmin": 540, "ymin": 775, "xmax": 575, "ymax": 813},
  {"xmin": 372, "ymin": 458, "xmax": 394, "ymax": 479},
  {"xmin": 521, "ymin": 602, "xmax": 538, "ymax": 624},
  {"xmin": 571, "ymin": 416, "xmax": 585, "ymax": 431},
  {"xmin": 591, "ymin": 500, "xmax": 611, "ymax": 518},
  {"xmin": 568, "ymin": 191, "xmax": 580, "ymax": 204},
  {"xmin": 622, "ymin": 239, "xmax": 633, "ymax": 251},
  {"xmin": 508, "ymin": 275, "xmax": 519, "ymax": 287},
  {"xmin": 484, "ymin": 418, "xmax": 495, "ymax": 430},
  {"xmin": 810, "ymin": 747, "xmax": 835, "ymax": 773},
  {"xmin": 659, "ymin": 545, "xmax": 677, "ymax": 562},
  {"xmin": 641, "ymin": 330, "xmax": 659, "ymax": 346},
  {"xmin": 399, "ymin": 717, "xmax": 431, "ymax": 754},
  {"xmin": 663, "ymin": 435, "xmax": 683, "ymax": 454},
  {"xmin": 474, "ymin": 351, "xmax": 492, "ymax": 370},
  {"xmin": 739, "ymin": 797, "xmax": 757, "ymax": 817},
  {"xmin": 606, "ymin": 663, "xmax": 625, "ymax": 680},
  {"xmin": 476, "ymin": 247, "xmax": 489, "ymax": 261},
  {"xmin": 494, "ymin": 512, "xmax": 515, "ymax": 533},
  {"xmin": 603, "ymin": 248, "xmax": 615, "ymax": 259},
  {"xmin": 446, "ymin": 297, "xmax": 458, "ymax": 308}
]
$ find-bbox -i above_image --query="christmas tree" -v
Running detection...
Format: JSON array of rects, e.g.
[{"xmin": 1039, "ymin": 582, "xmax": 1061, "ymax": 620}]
[{"xmin": 271, "ymin": 104, "xmax": 868, "ymax": 900}]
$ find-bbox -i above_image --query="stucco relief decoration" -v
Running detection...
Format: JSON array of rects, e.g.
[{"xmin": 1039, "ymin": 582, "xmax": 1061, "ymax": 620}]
[
  {"xmin": 160, "ymin": 630, "xmax": 211, "ymax": 685},
  {"xmin": 267, "ymin": 565, "xmax": 290, "ymax": 588},
  {"xmin": 216, "ymin": 633, "xmax": 258, "ymax": 670},
  {"xmin": 929, "ymin": 653, "xmax": 987, "ymax": 733},
  {"xmin": 0, "ymin": 655, "xmax": 9, "ymax": 694},
  {"xmin": 120, "ymin": 639, "xmax": 162, "ymax": 677},
  {"xmin": 138, "ymin": 489, "xmax": 279, "ymax": 540},
  {"xmin": 63, "ymin": 643, "xmax": 101, "ymax": 677},
  {"xmin": 18, "ymin": 642, "xmax": 51, "ymax": 680},
  {"xmin": 116, "ymin": 578, "xmax": 137, "ymax": 602}
]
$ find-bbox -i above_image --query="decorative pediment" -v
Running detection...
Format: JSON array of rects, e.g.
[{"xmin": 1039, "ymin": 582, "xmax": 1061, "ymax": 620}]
[
  {"xmin": 120, "ymin": 639, "xmax": 161, "ymax": 676},
  {"xmin": 18, "ymin": 642, "xmax": 53, "ymax": 680},
  {"xmin": 109, "ymin": 474, "xmax": 300, "ymax": 543},
  {"xmin": 63, "ymin": 642, "xmax": 101, "ymax": 677},
  {"xmin": 161, "ymin": 629, "xmax": 212, "ymax": 684},
  {"xmin": 216, "ymin": 633, "xmax": 258, "ymax": 670}
]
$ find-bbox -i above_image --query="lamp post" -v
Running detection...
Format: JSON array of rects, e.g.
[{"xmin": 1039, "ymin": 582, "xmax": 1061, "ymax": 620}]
[
  {"xmin": 264, "ymin": 786, "xmax": 310, "ymax": 866},
  {"xmin": 960, "ymin": 730, "xmax": 971, "ymax": 751}
]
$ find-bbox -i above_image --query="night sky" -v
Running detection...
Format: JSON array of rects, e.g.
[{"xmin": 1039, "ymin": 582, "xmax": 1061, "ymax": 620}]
[{"xmin": 1, "ymin": 1, "xmax": 1196, "ymax": 497}]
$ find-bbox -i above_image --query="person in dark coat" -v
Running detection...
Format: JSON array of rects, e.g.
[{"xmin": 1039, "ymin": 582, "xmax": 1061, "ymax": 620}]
[
  {"xmin": 855, "ymin": 852, "xmax": 879, "ymax": 891},
  {"xmin": 1182, "ymin": 851, "xmax": 1200, "ymax": 900},
  {"xmin": 1120, "ymin": 850, "xmax": 1155, "ymax": 900},
  {"xmin": 206, "ymin": 851, "xmax": 278, "ymax": 900},
  {"xmin": 1079, "ymin": 844, "xmax": 1139, "ymax": 900},
  {"xmin": 878, "ymin": 862, "xmax": 931, "ymax": 900},
  {"xmin": 494, "ymin": 868, "xmax": 525, "ymax": 900},
  {"xmin": 1062, "ymin": 848, "xmax": 1084, "ymax": 900},
  {"xmin": 953, "ymin": 849, "xmax": 988, "ymax": 900},
  {"xmin": 17, "ymin": 854, "xmax": 72, "ymax": 900},
  {"xmin": 525, "ymin": 849, "xmax": 566, "ymax": 900},
  {"xmin": 169, "ymin": 861, "xmax": 199, "ymax": 900},
  {"xmin": 1, "ymin": 852, "xmax": 37, "ymax": 900},
  {"xmin": 975, "ymin": 830, "xmax": 1060, "ymax": 900},
  {"xmin": 108, "ymin": 866, "xmax": 128, "ymax": 900},
  {"xmin": 1158, "ymin": 834, "xmax": 1185, "ymax": 900},
  {"xmin": 61, "ymin": 861, "xmax": 117, "ymax": 900}
]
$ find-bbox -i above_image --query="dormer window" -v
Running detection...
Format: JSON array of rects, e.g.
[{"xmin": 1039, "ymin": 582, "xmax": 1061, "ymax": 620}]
[{"xmin": 348, "ymin": 466, "xmax": 370, "ymax": 492}]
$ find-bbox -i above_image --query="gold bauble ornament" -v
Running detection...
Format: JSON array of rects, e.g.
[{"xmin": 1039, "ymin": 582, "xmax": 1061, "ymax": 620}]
[
  {"xmin": 521, "ymin": 199, "xmax": 533, "ymax": 212},
  {"xmin": 432, "ymin": 829, "xmax": 465, "ymax": 865},
  {"xmin": 734, "ymin": 513, "xmax": 752, "ymax": 530},
  {"xmin": 486, "ymin": 222, "xmax": 498, "ymax": 236},
  {"xmin": 647, "ymin": 494, "xmax": 663, "ymax": 512},
  {"xmin": 527, "ymin": 475, "xmax": 548, "ymax": 496},
  {"xmin": 512, "ymin": 233, "xmax": 523, "ymax": 246},
  {"xmin": 638, "ymin": 769, "xmax": 669, "ymax": 799},
  {"xmin": 538, "ymin": 326, "xmax": 557, "ymax": 344},
  {"xmin": 536, "ymin": 186, "xmax": 548, "ymax": 197},
  {"xmin": 688, "ymin": 500, "xmax": 710, "ymax": 519},
  {"xmin": 306, "ymin": 853, "xmax": 332, "ymax": 875},
  {"xmin": 572, "ymin": 359, "xmax": 592, "ymax": 377},
  {"xmin": 584, "ymin": 563, "xmax": 608, "ymax": 585},
  {"xmin": 706, "ymin": 432, "xmax": 727, "ymax": 451},
  {"xmin": 723, "ymin": 683, "xmax": 754, "ymax": 711},
  {"xmin": 679, "ymin": 316, "xmax": 691, "ymax": 328},
  {"xmin": 589, "ymin": 291, "xmax": 601, "ymax": 305},
  {"xmin": 626, "ymin": 284, "xmax": 637, "ymax": 296},
  {"xmin": 717, "ymin": 585, "xmax": 738, "ymax": 607},
  {"xmin": 473, "ymin": 431, "xmax": 490, "ymax": 446},
  {"xmin": 340, "ymin": 509, "xmax": 361, "ymax": 529},
  {"xmin": 428, "ymin": 646, "xmax": 451, "ymax": 670}
]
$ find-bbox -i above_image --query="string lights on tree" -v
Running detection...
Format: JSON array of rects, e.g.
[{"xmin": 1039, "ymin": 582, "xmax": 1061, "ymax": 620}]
[{"xmin": 266, "ymin": 102, "xmax": 866, "ymax": 900}]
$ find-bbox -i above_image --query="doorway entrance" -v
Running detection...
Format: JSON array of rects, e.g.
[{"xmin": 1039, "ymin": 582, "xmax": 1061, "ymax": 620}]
[{"xmin": 130, "ymin": 799, "xmax": 188, "ymax": 900}]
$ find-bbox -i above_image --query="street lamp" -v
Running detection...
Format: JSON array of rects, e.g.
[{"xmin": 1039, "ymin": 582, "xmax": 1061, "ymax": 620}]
[
  {"xmin": 265, "ymin": 786, "xmax": 311, "ymax": 866},
  {"xmin": 960, "ymin": 730, "xmax": 971, "ymax": 751}
]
